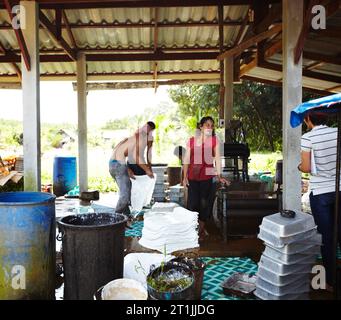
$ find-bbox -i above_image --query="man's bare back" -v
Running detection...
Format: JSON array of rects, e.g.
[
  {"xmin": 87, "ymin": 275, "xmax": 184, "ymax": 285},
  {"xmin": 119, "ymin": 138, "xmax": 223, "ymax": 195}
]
[{"xmin": 111, "ymin": 131, "xmax": 153, "ymax": 178}]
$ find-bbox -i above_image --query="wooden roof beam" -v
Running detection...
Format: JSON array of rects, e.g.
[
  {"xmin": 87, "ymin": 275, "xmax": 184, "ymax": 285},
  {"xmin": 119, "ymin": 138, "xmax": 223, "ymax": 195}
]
[
  {"xmin": 39, "ymin": 10, "xmax": 77, "ymax": 60},
  {"xmin": 218, "ymin": 4, "xmax": 224, "ymax": 119},
  {"xmin": 258, "ymin": 60, "xmax": 341, "ymax": 83},
  {"xmin": 33, "ymin": 0, "xmax": 281, "ymax": 10},
  {"xmin": 233, "ymin": 6, "xmax": 250, "ymax": 46},
  {"xmin": 240, "ymin": 53, "xmax": 257, "ymax": 76},
  {"xmin": 253, "ymin": 2, "xmax": 281, "ymax": 35},
  {"xmin": 311, "ymin": 26, "xmax": 341, "ymax": 38},
  {"xmin": 303, "ymin": 51, "xmax": 341, "ymax": 65},
  {"xmin": 264, "ymin": 39, "xmax": 282, "ymax": 59},
  {"xmin": 0, "ymin": 20, "xmax": 252, "ymax": 30},
  {"xmin": 8, "ymin": 46, "xmax": 222, "ymax": 54},
  {"xmin": 0, "ymin": 52, "xmax": 220, "ymax": 63},
  {"xmin": 294, "ymin": 0, "xmax": 320, "ymax": 64},
  {"xmin": 3, "ymin": 0, "xmax": 30, "ymax": 71},
  {"xmin": 304, "ymin": 61, "xmax": 325, "ymax": 70},
  {"xmin": 62, "ymin": 10, "xmax": 77, "ymax": 49},
  {"xmin": 55, "ymin": 8, "xmax": 62, "ymax": 40},
  {"xmin": 0, "ymin": 70, "xmax": 221, "ymax": 81},
  {"xmin": 72, "ymin": 79, "xmax": 220, "ymax": 91},
  {"xmin": 241, "ymin": 74, "xmax": 332, "ymax": 96},
  {"xmin": 152, "ymin": 7, "xmax": 159, "ymax": 92},
  {"xmin": 86, "ymin": 52, "xmax": 219, "ymax": 61},
  {"xmin": 0, "ymin": 41, "xmax": 21, "ymax": 79},
  {"xmin": 325, "ymin": 0, "xmax": 341, "ymax": 17},
  {"xmin": 327, "ymin": 84, "xmax": 341, "ymax": 92},
  {"xmin": 253, "ymin": 1, "xmax": 281, "ymax": 65},
  {"xmin": 217, "ymin": 23, "xmax": 282, "ymax": 60}
]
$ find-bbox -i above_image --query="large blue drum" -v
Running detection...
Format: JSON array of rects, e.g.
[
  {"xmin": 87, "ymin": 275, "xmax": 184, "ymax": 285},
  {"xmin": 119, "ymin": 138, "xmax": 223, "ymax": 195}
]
[
  {"xmin": 0, "ymin": 192, "xmax": 56, "ymax": 299},
  {"xmin": 53, "ymin": 156, "xmax": 77, "ymax": 196}
]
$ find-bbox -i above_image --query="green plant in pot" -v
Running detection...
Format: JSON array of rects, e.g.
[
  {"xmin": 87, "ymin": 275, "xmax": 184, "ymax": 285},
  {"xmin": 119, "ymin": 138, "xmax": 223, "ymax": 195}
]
[
  {"xmin": 146, "ymin": 261, "xmax": 194, "ymax": 300},
  {"xmin": 170, "ymin": 256, "xmax": 206, "ymax": 300}
]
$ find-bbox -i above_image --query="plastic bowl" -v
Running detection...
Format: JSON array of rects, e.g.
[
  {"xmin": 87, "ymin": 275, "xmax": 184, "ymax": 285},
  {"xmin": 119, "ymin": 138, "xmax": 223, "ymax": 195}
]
[{"xmin": 101, "ymin": 278, "xmax": 148, "ymax": 300}]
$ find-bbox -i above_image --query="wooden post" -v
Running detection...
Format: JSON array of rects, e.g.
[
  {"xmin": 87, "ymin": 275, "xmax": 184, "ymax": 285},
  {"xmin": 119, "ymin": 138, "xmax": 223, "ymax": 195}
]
[
  {"xmin": 224, "ymin": 55, "xmax": 233, "ymax": 142},
  {"xmin": 282, "ymin": 0, "xmax": 303, "ymax": 212},
  {"xmin": 218, "ymin": 5, "xmax": 225, "ymax": 122},
  {"xmin": 21, "ymin": 1, "xmax": 41, "ymax": 191},
  {"xmin": 77, "ymin": 52, "xmax": 88, "ymax": 193}
]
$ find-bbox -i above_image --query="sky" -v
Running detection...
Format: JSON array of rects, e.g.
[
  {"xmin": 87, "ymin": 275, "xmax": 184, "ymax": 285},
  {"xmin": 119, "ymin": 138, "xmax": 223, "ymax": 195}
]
[{"xmin": 0, "ymin": 82, "xmax": 173, "ymax": 125}]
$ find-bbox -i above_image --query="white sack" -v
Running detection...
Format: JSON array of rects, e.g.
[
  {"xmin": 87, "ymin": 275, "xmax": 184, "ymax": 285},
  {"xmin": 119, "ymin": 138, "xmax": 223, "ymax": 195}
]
[{"xmin": 130, "ymin": 174, "xmax": 157, "ymax": 212}]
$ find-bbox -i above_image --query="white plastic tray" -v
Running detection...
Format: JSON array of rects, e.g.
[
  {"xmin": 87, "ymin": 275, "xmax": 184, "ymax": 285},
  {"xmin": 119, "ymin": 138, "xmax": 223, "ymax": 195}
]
[
  {"xmin": 263, "ymin": 246, "xmax": 318, "ymax": 265},
  {"xmin": 256, "ymin": 276, "xmax": 310, "ymax": 296},
  {"xmin": 258, "ymin": 255, "xmax": 314, "ymax": 276},
  {"xmin": 254, "ymin": 286, "xmax": 310, "ymax": 300},
  {"xmin": 257, "ymin": 266, "xmax": 310, "ymax": 286},
  {"xmin": 260, "ymin": 211, "xmax": 316, "ymax": 237},
  {"xmin": 265, "ymin": 238, "xmax": 321, "ymax": 255},
  {"xmin": 258, "ymin": 227, "xmax": 318, "ymax": 248}
]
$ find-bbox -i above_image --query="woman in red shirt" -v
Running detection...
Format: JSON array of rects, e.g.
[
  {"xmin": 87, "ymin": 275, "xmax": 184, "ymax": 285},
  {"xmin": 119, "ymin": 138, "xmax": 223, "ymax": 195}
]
[{"xmin": 182, "ymin": 116, "xmax": 229, "ymax": 240}]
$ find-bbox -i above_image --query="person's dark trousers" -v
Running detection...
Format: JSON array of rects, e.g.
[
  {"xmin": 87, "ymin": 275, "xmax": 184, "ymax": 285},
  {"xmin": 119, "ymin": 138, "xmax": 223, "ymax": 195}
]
[
  {"xmin": 207, "ymin": 181, "xmax": 217, "ymax": 220},
  {"xmin": 127, "ymin": 162, "xmax": 146, "ymax": 175},
  {"xmin": 310, "ymin": 191, "xmax": 341, "ymax": 286},
  {"xmin": 187, "ymin": 178, "xmax": 213, "ymax": 222}
]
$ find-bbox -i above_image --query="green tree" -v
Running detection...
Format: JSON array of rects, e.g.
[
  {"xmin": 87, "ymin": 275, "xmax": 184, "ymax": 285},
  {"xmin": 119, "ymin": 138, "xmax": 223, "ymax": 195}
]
[{"xmin": 169, "ymin": 81, "xmax": 323, "ymax": 152}]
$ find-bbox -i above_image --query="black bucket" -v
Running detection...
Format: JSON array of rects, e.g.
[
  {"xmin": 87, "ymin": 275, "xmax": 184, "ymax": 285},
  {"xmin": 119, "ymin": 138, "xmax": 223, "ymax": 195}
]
[
  {"xmin": 147, "ymin": 261, "xmax": 194, "ymax": 300},
  {"xmin": 57, "ymin": 213, "xmax": 127, "ymax": 300},
  {"xmin": 171, "ymin": 257, "xmax": 206, "ymax": 300}
]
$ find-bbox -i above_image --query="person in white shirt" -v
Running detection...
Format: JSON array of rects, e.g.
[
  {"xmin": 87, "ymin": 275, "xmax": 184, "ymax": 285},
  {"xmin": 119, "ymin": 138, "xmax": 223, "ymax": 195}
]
[{"xmin": 298, "ymin": 112, "xmax": 341, "ymax": 292}]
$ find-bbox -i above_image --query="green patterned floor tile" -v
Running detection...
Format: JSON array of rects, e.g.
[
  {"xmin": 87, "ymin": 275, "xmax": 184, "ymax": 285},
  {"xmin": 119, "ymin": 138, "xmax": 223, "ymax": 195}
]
[
  {"xmin": 125, "ymin": 220, "xmax": 144, "ymax": 237},
  {"xmin": 201, "ymin": 257, "xmax": 258, "ymax": 300}
]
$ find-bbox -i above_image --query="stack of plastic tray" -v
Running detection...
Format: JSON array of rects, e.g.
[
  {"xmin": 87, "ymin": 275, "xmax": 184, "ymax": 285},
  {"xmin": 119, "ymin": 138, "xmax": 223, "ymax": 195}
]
[
  {"xmin": 169, "ymin": 184, "xmax": 185, "ymax": 206},
  {"xmin": 152, "ymin": 166, "xmax": 167, "ymax": 202},
  {"xmin": 255, "ymin": 211, "xmax": 322, "ymax": 300}
]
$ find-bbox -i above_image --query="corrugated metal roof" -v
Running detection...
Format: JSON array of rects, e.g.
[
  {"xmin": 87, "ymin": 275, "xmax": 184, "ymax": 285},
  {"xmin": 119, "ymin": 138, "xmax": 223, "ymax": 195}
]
[
  {"xmin": 0, "ymin": 5, "xmax": 248, "ymax": 80},
  {"xmin": 0, "ymin": 3, "xmax": 340, "ymax": 93}
]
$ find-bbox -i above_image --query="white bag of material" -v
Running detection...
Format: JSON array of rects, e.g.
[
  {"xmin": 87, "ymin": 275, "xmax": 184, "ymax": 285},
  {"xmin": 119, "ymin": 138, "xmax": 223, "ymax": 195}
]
[
  {"xmin": 130, "ymin": 174, "xmax": 157, "ymax": 212},
  {"xmin": 123, "ymin": 253, "xmax": 174, "ymax": 289}
]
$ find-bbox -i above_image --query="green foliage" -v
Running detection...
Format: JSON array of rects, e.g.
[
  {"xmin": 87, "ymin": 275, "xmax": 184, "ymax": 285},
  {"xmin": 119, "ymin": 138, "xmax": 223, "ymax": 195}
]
[
  {"xmin": 0, "ymin": 119, "xmax": 22, "ymax": 150},
  {"xmin": 88, "ymin": 176, "xmax": 118, "ymax": 193},
  {"xmin": 248, "ymin": 152, "xmax": 282, "ymax": 174},
  {"xmin": 168, "ymin": 85, "xmax": 219, "ymax": 135},
  {"xmin": 50, "ymin": 134, "xmax": 64, "ymax": 149},
  {"xmin": 168, "ymin": 82, "xmax": 323, "ymax": 152},
  {"xmin": 102, "ymin": 118, "xmax": 131, "ymax": 130}
]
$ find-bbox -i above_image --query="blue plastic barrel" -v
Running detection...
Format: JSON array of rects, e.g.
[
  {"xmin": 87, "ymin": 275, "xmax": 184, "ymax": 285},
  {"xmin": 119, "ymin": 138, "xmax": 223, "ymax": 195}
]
[
  {"xmin": 53, "ymin": 156, "xmax": 77, "ymax": 196},
  {"xmin": 0, "ymin": 192, "xmax": 56, "ymax": 299}
]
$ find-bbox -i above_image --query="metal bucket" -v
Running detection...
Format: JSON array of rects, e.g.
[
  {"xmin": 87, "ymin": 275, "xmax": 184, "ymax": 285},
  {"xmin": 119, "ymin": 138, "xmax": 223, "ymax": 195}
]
[
  {"xmin": 0, "ymin": 192, "xmax": 56, "ymax": 299},
  {"xmin": 171, "ymin": 257, "xmax": 206, "ymax": 300},
  {"xmin": 147, "ymin": 261, "xmax": 194, "ymax": 300}
]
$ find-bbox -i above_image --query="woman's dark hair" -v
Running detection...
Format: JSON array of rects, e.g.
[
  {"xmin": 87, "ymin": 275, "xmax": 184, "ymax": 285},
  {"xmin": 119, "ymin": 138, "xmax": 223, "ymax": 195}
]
[
  {"xmin": 147, "ymin": 121, "xmax": 156, "ymax": 130},
  {"xmin": 199, "ymin": 116, "xmax": 215, "ymax": 136}
]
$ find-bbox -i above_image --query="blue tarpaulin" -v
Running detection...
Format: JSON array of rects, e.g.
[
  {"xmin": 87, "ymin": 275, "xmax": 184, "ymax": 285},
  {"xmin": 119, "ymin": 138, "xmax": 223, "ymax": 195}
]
[{"xmin": 290, "ymin": 93, "xmax": 341, "ymax": 128}]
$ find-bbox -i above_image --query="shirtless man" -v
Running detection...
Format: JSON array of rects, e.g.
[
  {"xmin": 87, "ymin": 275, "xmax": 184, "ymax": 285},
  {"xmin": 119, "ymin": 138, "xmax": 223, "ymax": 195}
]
[{"xmin": 109, "ymin": 121, "xmax": 155, "ymax": 214}]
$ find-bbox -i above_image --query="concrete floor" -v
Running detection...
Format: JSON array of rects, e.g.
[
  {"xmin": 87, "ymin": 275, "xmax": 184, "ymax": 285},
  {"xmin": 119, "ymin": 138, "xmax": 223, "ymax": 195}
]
[{"xmin": 55, "ymin": 193, "xmax": 335, "ymax": 300}]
